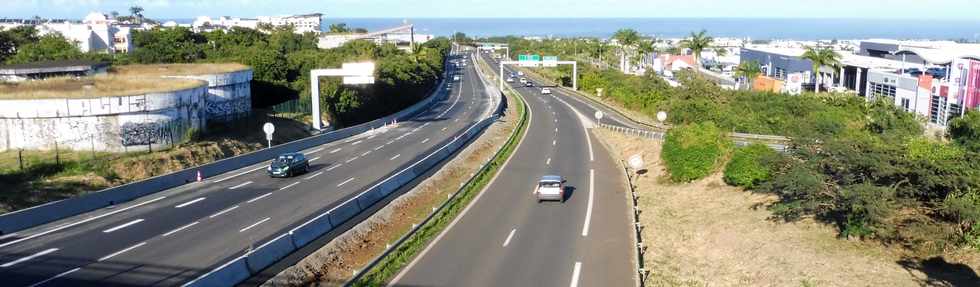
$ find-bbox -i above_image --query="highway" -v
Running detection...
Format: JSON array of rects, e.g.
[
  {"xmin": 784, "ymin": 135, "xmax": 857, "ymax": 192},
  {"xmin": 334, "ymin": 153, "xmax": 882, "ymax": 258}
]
[
  {"xmin": 390, "ymin": 52, "xmax": 634, "ymax": 286},
  {"xmin": 0, "ymin": 46, "xmax": 496, "ymax": 287}
]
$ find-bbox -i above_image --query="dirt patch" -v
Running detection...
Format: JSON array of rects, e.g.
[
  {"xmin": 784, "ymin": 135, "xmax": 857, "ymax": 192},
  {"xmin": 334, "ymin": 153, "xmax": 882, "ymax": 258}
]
[
  {"xmin": 261, "ymin": 94, "xmax": 519, "ymax": 286},
  {"xmin": 593, "ymin": 128, "xmax": 980, "ymax": 287}
]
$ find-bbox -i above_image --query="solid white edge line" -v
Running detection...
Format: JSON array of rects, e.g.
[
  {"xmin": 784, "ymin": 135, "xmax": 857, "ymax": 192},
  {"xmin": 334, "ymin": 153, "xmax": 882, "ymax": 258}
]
[
  {"xmin": 388, "ymin": 66, "xmax": 531, "ymax": 286},
  {"xmin": 279, "ymin": 182, "xmax": 300, "ymax": 190},
  {"xmin": 246, "ymin": 192, "xmax": 273, "ymax": 204},
  {"xmin": 582, "ymin": 169, "xmax": 594, "ymax": 237},
  {"xmin": 162, "ymin": 221, "xmax": 199, "ymax": 237},
  {"xmin": 570, "ymin": 261, "xmax": 583, "ymax": 287},
  {"xmin": 27, "ymin": 266, "xmax": 80, "ymax": 287},
  {"xmin": 228, "ymin": 181, "xmax": 252, "ymax": 190},
  {"xmin": 502, "ymin": 228, "xmax": 516, "ymax": 247},
  {"xmin": 209, "ymin": 205, "xmax": 239, "ymax": 219},
  {"xmin": 0, "ymin": 248, "xmax": 58, "ymax": 268},
  {"xmin": 98, "ymin": 242, "xmax": 146, "ymax": 262},
  {"xmin": 175, "ymin": 197, "xmax": 205, "ymax": 208},
  {"xmin": 390, "ymin": 154, "xmax": 401, "ymax": 161},
  {"xmin": 214, "ymin": 165, "xmax": 265, "ymax": 183},
  {"xmin": 337, "ymin": 177, "xmax": 355, "ymax": 187},
  {"xmin": 0, "ymin": 196, "xmax": 167, "ymax": 249},
  {"xmin": 0, "ymin": 233, "xmax": 19, "ymax": 240},
  {"xmin": 239, "ymin": 217, "xmax": 271, "ymax": 233},
  {"xmin": 102, "ymin": 218, "xmax": 144, "ymax": 233}
]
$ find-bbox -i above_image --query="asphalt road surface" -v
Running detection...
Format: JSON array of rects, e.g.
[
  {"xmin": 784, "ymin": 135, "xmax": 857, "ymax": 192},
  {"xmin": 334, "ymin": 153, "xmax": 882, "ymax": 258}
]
[
  {"xmin": 0, "ymin": 47, "xmax": 496, "ymax": 287},
  {"xmin": 390, "ymin": 52, "xmax": 634, "ymax": 287}
]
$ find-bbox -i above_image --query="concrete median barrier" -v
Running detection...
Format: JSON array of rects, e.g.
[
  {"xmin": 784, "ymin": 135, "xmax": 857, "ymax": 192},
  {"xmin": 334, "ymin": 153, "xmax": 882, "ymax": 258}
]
[
  {"xmin": 245, "ymin": 233, "xmax": 297, "ymax": 274},
  {"xmin": 356, "ymin": 188, "xmax": 384, "ymax": 210},
  {"xmin": 289, "ymin": 211, "xmax": 334, "ymax": 247},
  {"xmin": 328, "ymin": 198, "xmax": 362, "ymax": 227},
  {"xmin": 183, "ymin": 255, "xmax": 251, "ymax": 287}
]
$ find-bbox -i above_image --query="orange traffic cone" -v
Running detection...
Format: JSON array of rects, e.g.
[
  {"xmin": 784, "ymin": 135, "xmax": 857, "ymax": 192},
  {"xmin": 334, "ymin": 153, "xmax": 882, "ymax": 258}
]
[{"xmin": 196, "ymin": 170, "xmax": 203, "ymax": 182}]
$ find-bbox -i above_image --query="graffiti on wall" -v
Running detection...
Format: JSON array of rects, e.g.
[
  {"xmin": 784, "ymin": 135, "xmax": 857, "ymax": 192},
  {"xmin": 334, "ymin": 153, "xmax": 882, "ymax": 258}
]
[{"xmin": 120, "ymin": 122, "xmax": 161, "ymax": 146}]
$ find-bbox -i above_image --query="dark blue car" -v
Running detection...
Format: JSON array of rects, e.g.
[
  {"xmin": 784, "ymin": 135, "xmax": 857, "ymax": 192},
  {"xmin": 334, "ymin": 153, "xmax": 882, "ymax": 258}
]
[{"xmin": 267, "ymin": 152, "xmax": 310, "ymax": 178}]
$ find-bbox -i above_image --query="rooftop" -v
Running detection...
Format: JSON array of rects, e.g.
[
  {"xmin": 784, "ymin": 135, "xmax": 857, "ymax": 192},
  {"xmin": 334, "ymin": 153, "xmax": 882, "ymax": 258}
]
[
  {"xmin": 0, "ymin": 76, "xmax": 204, "ymax": 100},
  {"xmin": 743, "ymin": 46, "xmax": 925, "ymax": 70},
  {"xmin": 0, "ymin": 60, "xmax": 110, "ymax": 76},
  {"xmin": 110, "ymin": 63, "xmax": 250, "ymax": 77}
]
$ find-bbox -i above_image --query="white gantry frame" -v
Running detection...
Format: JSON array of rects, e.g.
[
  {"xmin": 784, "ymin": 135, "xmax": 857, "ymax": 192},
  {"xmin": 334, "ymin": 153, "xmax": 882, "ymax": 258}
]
[
  {"xmin": 499, "ymin": 60, "xmax": 577, "ymax": 92},
  {"xmin": 477, "ymin": 45, "xmax": 510, "ymax": 60},
  {"xmin": 310, "ymin": 62, "xmax": 375, "ymax": 130}
]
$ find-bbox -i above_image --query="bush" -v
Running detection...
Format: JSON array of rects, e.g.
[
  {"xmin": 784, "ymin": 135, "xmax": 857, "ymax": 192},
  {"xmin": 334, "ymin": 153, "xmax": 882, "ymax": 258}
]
[
  {"xmin": 723, "ymin": 144, "xmax": 777, "ymax": 188},
  {"xmin": 662, "ymin": 122, "xmax": 730, "ymax": 182}
]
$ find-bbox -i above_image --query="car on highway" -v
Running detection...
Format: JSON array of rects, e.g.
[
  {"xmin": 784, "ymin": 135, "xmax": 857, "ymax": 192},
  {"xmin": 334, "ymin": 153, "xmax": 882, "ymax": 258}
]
[
  {"xmin": 506, "ymin": 77, "xmax": 515, "ymax": 83},
  {"xmin": 268, "ymin": 152, "xmax": 309, "ymax": 178},
  {"xmin": 541, "ymin": 88, "xmax": 551, "ymax": 94},
  {"xmin": 534, "ymin": 175, "xmax": 565, "ymax": 203},
  {"xmin": 518, "ymin": 71, "xmax": 525, "ymax": 76},
  {"xmin": 519, "ymin": 78, "xmax": 527, "ymax": 84},
  {"xmin": 525, "ymin": 81, "xmax": 534, "ymax": 87},
  {"xmin": 453, "ymin": 75, "xmax": 461, "ymax": 81}
]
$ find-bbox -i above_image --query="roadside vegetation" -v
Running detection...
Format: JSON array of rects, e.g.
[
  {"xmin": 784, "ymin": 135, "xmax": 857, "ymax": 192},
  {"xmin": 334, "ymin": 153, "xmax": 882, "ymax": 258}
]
[{"xmin": 484, "ymin": 30, "xmax": 980, "ymax": 263}]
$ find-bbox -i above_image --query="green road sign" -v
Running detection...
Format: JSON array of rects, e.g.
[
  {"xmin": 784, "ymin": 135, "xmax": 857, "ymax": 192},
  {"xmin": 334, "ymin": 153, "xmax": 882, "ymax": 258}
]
[
  {"xmin": 531, "ymin": 55, "xmax": 541, "ymax": 61},
  {"xmin": 543, "ymin": 56, "xmax": 558, "ymax": 61}
]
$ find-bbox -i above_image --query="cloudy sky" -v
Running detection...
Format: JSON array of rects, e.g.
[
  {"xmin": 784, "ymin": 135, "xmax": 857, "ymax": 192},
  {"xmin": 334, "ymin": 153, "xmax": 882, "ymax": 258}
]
[{"xmin": 3, "ymin": 0, "xmax": 978, "ymax": 19}]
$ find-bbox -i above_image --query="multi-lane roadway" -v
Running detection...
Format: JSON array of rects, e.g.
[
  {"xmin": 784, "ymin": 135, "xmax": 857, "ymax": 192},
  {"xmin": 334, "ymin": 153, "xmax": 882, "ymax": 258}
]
[
  {"xmin": 0, "ymin": 47, "xmax": 496, "ymax": 287},
  {"xmin": 390, "ymin": 52, "xmax": 634, "ymax": 286}
]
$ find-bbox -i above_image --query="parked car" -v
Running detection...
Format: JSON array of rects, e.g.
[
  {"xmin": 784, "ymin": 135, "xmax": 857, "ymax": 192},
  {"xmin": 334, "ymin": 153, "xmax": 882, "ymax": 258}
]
[
  {"xmin": 541, "ymin": 88, "xmax": 552, "ymax": 94},
  {"xmin": 534, "ymin": 175, "xmax": 565, "ymax": 203},
  {"xmin": 268, "ymin": 152, "xmax": 309, "ymax": 178}
]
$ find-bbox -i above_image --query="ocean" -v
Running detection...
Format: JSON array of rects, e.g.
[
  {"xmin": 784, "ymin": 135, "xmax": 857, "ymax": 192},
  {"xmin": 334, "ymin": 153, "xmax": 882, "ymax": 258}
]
[
  {"xmin": 324, "ymin": 18, "xmax": 980, "ymax": 41},
  {"xmin": 165, "ymin": 18, "xmax": 980, "ymax": 41}
]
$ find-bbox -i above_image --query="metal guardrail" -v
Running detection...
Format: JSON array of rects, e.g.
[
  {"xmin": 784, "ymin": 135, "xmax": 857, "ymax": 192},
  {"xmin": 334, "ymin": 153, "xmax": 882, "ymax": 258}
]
[
  {"xmin": 621, "ymin": 160, "xmax": 648, "ymax": 287},
  {"xmin": 345, "ymin": 53, "xmax": 520, "ymax": 286}
]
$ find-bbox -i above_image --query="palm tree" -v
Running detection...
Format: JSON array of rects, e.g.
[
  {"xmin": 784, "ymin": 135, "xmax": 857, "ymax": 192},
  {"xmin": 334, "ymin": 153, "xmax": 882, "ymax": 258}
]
[
  {"xmin": 630, "ymin": 38, "xmax": 658, "ymax": 72},
  {"xmin": 801, "ymin": 46, "xmax": 842, "ymax": 93},
  {"xmin": 679, "ymin": 29, "xmax": 714, "ymax": 73},
  {"xmin": 612, "ymin": 28, "xmax": 640, "ymax": 73},
  {"xmin": 734, "ymin": 60, "xmax": 762, "ymax": 89},
  {"xmin": 129, "ymin": 6, "xmax": 144, "ymax": 24}
]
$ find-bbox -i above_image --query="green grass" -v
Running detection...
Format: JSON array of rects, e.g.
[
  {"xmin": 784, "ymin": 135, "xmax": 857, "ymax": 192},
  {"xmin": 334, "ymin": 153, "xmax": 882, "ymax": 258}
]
[{"xmin": 350, "ymin": 81, "xmax": 528, "ymax": 286}]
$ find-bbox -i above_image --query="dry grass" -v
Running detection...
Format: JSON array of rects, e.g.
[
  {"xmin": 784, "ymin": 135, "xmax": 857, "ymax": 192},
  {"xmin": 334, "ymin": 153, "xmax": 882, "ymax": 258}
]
[
  {"xmin": 263, "ymin": 94, "xmax": 520, "ymax": 287},
  {"xmin": 111, "ymin": 63, "xmax": 249, "ymax": 76},
  {"xmin": 594, "ymin": 129, "xmax": 980, "ymax": 287},
  {"xmin": 0, "ymin": 76, "xmax": 205, "ymax": 99}
]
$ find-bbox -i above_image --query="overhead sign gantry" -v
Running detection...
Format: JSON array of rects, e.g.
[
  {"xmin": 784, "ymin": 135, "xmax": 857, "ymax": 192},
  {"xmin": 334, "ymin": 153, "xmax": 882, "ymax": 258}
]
[{"xmin": 500, "ymin": 54, "xmax": 577, "ymax": 91}]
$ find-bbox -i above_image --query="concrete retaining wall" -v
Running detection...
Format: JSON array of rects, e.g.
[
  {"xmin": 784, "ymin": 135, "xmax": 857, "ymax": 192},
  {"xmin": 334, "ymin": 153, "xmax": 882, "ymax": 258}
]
[
  {"xmin": 0, "ymin": 84, "xmax": 209, "ymax": 152},
  {"xmin": 167, "ymin": 69, "xmax": 253, "ymax": 121}
]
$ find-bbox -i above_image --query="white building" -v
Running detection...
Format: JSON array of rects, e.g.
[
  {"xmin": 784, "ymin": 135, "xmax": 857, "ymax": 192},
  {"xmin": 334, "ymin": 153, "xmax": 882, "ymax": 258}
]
[
  {"xmin": 193, "ymin": 13, "xmax": 322, "ymax": 34},
  {"xmin": 318, "ymin": 24, "xmax": 429, "ymax": 50}
]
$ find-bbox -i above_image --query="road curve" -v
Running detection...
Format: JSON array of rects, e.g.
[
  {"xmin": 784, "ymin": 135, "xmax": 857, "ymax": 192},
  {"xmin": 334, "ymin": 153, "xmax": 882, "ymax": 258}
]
[
  {"xmin": 390, "ymin": 52, "xmax": 634, "ymax": 287},
  {"xmin": 0, "ymin": 47, "xmax": 496, "ymax": 287}
]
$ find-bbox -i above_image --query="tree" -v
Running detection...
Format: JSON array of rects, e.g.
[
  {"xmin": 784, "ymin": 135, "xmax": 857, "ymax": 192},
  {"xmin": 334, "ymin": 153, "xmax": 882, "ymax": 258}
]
[
  {"xmin": 328, "ymin": 23, "xmax": 351, "ymax": 33},
  {"xmin": 801, "ymin": 46, "xmax": 842, "ymax": 93},
  {"xmin": 734, "ymin": 60, "xmax": 762, "ymax": 89},
  {"xmin": 612, "ymin": 28, "xmax": 640, "ymax": 73},
  {"xmin": 6, "ymin": 33, "xmax": 83, "ymax": 64},
  {"xmin": 679, "ymin": 29, "xmax": 714, "ymax": 73},
  {"xmin": 129, "ymin": 6, "xmax": 145, "ymax": 24},
  {"xmin": 629, "ymin": 38, "xmax": 657, "ymax": 71},
  {"xmin": 110, "ymin": 11, "xmax": 120, "ymax": 19},
  {"xmin": 949, "ymin": 109, "xmax": 980, "ymax": 152}
]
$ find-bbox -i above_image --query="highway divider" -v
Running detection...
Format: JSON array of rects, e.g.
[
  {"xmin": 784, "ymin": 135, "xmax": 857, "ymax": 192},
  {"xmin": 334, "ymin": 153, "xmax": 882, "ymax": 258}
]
[
  {"xmin": 0, "ymin": 68, "xmax": 452, "ymax": 235},
  {"xmin": 346, "ymin": 54, "xmax": 526, "ymax": 286},
  {"xmin": 183, "ymin": 52, "xmax": 507, "ymax": 287}
]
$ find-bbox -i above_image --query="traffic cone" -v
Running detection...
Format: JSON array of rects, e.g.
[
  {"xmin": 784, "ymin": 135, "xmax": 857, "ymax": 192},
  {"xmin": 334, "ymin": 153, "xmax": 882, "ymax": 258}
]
[{"xmin": 196, "ymin": 170, "xmax": 203, "ymax": 182}]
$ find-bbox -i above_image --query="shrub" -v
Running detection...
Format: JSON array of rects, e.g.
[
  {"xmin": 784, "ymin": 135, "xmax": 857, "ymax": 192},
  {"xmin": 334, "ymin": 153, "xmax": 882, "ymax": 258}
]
[
  {"xmin": 723, "ymin": 143, "xmax": 778, "ymax": 188},
  {"xmin": 662, "ymin": 122, "xmax": 730, "ymax": 182}
]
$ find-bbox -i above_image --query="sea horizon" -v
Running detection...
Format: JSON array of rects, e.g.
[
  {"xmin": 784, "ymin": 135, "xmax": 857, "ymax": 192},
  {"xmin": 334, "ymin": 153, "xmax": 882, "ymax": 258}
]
[{"xmin": 158, "ymin": 17, "xmax": 980, "ymax": 41}]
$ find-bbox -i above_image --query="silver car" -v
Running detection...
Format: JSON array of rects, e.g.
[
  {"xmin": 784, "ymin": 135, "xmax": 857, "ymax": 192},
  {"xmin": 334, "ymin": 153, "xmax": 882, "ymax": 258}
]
[{"xmin": 534, "ymin": 175, "xmax": 565, "ymax": 203}]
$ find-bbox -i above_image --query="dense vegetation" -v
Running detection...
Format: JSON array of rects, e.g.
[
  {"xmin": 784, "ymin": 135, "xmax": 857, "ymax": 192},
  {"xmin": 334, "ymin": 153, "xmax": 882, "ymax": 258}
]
[
  {"xmin": 1, "ymin": 24, "xmax": 451, "ymax": 127},
  {"xmin": 486, "ymin": 34, "xmax": 980, "ymax": 254},
  {"xmin": 661, "ymin": 122, "xmax": 730, "ymax": 182}
]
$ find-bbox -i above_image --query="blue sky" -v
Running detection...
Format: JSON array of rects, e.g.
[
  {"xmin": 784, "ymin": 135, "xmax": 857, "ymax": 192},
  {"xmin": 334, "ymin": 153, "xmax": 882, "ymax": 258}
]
[{"xmin": 3, "ymin": 0, "xmax": 978, "ymax": 20}]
